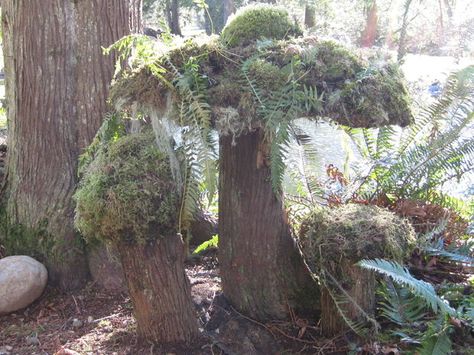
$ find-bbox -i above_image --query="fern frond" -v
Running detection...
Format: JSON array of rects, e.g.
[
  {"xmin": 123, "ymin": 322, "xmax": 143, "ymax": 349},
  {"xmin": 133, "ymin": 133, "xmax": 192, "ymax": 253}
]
[
  {"xmin": 357, "ymin": 259, "xmax": 456, "ymax": 316},
  {"xmin": 424, "ymin": 246, "xmax": 474, "ymax": 265},
  {"xmin": 377, "ymin": 279, "xmax": 427, "ymax": 326},
  {"xmin": 419, "ymin": 332, "xmax": 452, "ymax": 355},
  {"xmin": 192, "ymin": 234, "xmax": 219, "ymax": 254}
]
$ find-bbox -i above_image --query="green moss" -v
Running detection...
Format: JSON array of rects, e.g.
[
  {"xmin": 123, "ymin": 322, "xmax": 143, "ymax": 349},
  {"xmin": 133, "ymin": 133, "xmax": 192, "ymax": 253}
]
[
  {"xmin": 111, "ymin": 35, "xmax": 413, "ymax": 132},
  {"xmin": 0, "ymin": 207, "xmax": 79, "ymax": 266},
  {"xmin": 74, "ymin": 129, "xmax": 179, "ymax": 245},
  {"xmin": 299, "ymin": 204, "xmax": 416, "ymax": 274},
  {"xmin": 221, "ymin": 4, "xmax": 302, "ymax": 47},
  {"xmin": 303, "ymin": 40, "xmax": 363, "ymax": 82},
  {"xmin": 337, "ymin": 64, "xmax": 413, "ymax": 127},
  {"xmin": 247, "ymin": 58, "xmax": 288, "ymax": 92}
]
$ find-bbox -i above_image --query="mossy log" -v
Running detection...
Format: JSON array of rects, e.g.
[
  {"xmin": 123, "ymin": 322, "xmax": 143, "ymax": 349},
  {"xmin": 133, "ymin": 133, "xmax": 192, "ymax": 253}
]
[
  {"xmin": 299, "ymin": 204, "xmax": 416, "ymax": 336},
  {"xmin": 109, "ymin": 5, "xmax": 413, "ymax": 321}
]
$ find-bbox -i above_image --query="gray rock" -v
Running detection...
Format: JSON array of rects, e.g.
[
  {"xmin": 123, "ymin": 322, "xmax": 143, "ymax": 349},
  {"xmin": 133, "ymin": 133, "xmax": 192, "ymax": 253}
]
[
  {"xmin": 0, "ymin": 256, "xmax": 47, "ymax": 315},
  {"xmin": 72, "ymin": 318, "xmax": 83, "ymax": 328},
  {"xmin": 25, "ymin": 335, "xmax": 40, "ymax": 346},
  {"xmin": 87, "ymin": 243, "xmax": 127, "ymax": 293}
]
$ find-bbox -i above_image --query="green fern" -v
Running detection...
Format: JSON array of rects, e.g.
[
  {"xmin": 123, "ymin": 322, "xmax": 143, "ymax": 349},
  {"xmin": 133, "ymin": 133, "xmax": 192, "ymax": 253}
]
[
  {"xmin": 192, "ymin": 234, "xmax": 218, "ymax": 254},
  {"xmin": 343, "ymin": 65, "xmax": 474, "ymax": 215},
  {"xmin": 377, "ymin": 279, "xmax": 427, "ymax": 326},
  {"xmin": 78, "ymin": 111, "xmax": 126, "ymax": 176},
  {"xmin": 357, "ymin": 259, "xmax": 456, "ymax": 316},
  {"xmin": 419, "ymin": 316, "xmax": 453, "ymax": 355}
]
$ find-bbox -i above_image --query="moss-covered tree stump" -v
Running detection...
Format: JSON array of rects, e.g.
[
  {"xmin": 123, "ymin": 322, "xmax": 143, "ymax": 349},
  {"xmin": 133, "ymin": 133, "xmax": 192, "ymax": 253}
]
[
  {"xmin": 299, "ymin": 204, "xmax": 416, "ymax": 336},
  {"xmin": 74, "ymin": 130, "xmax": 199, "ymax": 344},
  {"xmin": 109, "ymin": 4, "xmax": 413, "ymax": 321}
]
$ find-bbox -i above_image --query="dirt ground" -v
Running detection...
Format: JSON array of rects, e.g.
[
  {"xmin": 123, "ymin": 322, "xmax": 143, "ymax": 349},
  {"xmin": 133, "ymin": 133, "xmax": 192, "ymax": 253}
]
[{"xmin": 0, "ymin": 251, "xmax": 367, "ymax": 355}]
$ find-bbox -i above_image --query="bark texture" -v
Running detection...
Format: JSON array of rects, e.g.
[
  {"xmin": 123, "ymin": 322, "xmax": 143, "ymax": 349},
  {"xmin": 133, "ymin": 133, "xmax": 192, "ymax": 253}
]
[
  {"xmin": 1, "ymin": 0, "xmax": 141, "ymax": 289},
  {"xmin": 118, "ymin": 236, "xmax": 199, "ymax": 344},
  {"xmin": 219, "ymin": 130, "xmax": 319, "ymax": 320},
  {"xmin": 320, "ymin": 262, "xmax": 376, "ymax": 336}
]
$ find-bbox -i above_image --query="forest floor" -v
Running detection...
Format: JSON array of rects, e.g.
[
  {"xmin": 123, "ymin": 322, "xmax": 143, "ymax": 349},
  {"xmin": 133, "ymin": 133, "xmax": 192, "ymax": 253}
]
[{"xmin": 0, "ymin": 251, "xmax": 363, "ymax": 355}]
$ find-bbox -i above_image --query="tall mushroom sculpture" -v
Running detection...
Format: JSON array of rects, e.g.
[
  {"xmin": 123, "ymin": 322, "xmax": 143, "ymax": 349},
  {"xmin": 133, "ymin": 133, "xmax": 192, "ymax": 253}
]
[{"xmin": 110, "ymin": 4, "xmax": 412, "ymax": 321}]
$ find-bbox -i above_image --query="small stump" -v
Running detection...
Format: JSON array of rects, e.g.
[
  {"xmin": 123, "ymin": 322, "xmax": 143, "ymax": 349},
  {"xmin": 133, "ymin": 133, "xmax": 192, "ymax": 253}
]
[
  {"xmin": 299, "ymin": 204, "xmax": 415, "ymax": 336},
  {"xmin": 75, "ymin": 129, "xmax": 199, "ymax": 344}
]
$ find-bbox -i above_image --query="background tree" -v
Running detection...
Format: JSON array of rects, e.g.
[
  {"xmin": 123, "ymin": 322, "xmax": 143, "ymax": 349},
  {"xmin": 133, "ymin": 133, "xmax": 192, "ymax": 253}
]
[
  {"xmin": 360, "ymin": 0, "xmax": 378, "ymax": 47},
  {"xmin": 0, "ymin": 0, "xmax": 142, "ymax": 289},
  {"xmin": 165, "ymin": 0, "xmax": 182, "ymax": 35}
]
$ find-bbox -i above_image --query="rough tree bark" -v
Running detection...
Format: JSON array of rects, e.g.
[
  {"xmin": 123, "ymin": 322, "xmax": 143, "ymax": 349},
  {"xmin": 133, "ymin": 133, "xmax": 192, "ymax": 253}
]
[
  {"xmin": 219, "ymin": 130, "xmax": 319, "ymax": 320},
  {"xmin": 320, "ymin": 262, "xmax": 375, "ymax": 336},
  {"xmin": 118, "ymin": 236, "xmax": 199, "ymax": 344},
  {"xmin": 1, "ymin": 0, "xmax": 141, "ymax": 289}
]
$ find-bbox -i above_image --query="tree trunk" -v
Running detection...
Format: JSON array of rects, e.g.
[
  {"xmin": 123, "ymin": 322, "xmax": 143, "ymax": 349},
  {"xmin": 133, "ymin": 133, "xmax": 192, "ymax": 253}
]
[
  {"xmin": 219, "ymin": 130, "xmax": 319, "ymax": 320},
  {"xmin": 1, "ymin": 0, "xmax": 141, "ymax": 290},
  {"xmin": 118, "ymin": 236, "xmax": 199, "ymax": 344},
  {"xmin": 166, "ymin": 0, "xmax": 182, "ymax": 35},
  {"xmin": 304, "ymin": 3, "xmax": 316, "ymax": 28},
  {"xmin": 320, "ymin": 261, "xmax": 376, "ymax": 336},
  {"xmin": 361, "ymin": 1, "xmax": 378, "ymax": 47},
  {"xmin": 397, "ymin": 0, "xmax": 413, "ymax": 61}
]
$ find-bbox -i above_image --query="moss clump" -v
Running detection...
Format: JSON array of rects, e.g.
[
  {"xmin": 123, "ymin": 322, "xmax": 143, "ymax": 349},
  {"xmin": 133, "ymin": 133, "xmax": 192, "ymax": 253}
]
[
  {"xmin": 74, "ymin": 129, "xmax": 179, "ymax": 244},
  {"xmin": 221, "ymin": 4, "xmax": 302, "ymax": 47},
  {"xmin": 299, "ymin": 204, "xmax": 416, "ymax": 273},
  {"xmin": 337, "ymin": 64, "xmax": 413, "ymax": 127},
  {"xmin": 247, "ymin": 58, "xmax": 288, "ymax": 92}
]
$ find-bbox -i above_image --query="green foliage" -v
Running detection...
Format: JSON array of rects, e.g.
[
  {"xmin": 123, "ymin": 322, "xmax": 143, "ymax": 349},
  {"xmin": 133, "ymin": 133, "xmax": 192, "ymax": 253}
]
[
  {"xmin": 104, "ymin": 34, "xmax": 167, "ymax": 81},
  {"xmin": 192, "ymin": 234, "xmax": 218, "ymax": 254},
  {"xmin": 109, "ymin": 20, "xmax": 412, "ymax": 198},
  {"xmin": 0, "ymin": 210, "xmax": 56, "ymax": 263},
  {"xmin": 78, "ymin": 111, "xmax": 126, "ymax": 176},
  {"xmin": 357, "ymin": 259, "xmax": 456, "ymax": 316},
  {"xmin": 345, "ymin": 65, "xmax": 474, "ymax": 211},
  {"xmin": 221, "ymin": 4, "xmax": 302, "ymax": 47},
  {"xmin": 299, "ymin": 204, "xmax": 415, "ymax": 335},
  {"xmin": 419, "ymin": 323, "xmax": 453, "ymax": 355},
  {"xmin": 74, "ymin": 130, "xmax": 180, "ymax": 245},
  {"xmin": 377, "ymin": 279, "xmax": 427, "ymax": 326}
]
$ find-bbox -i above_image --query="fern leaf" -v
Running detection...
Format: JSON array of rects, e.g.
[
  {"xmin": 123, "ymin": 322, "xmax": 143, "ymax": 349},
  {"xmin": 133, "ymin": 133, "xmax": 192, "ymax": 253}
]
[
  {"xmin": 378, "ymin": 279, "xmax": 427, "ymax": 325},
  {"xmin": 357, "ymin": 259, "xmax": 455, "ymax": 316},
  {"xmin": 419, "ymin": 331, "xmax": 452, "ymax": 355},
  {"xmin": 193, "ymin": 234, "xmax": 219, "ymax": 254}
]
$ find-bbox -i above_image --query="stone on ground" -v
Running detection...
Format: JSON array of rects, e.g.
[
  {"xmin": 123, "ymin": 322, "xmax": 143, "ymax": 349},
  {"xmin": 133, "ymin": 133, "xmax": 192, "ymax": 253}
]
[{"xmin": 0, "ymin": 255, "xmax": 47, "ymax": 315}]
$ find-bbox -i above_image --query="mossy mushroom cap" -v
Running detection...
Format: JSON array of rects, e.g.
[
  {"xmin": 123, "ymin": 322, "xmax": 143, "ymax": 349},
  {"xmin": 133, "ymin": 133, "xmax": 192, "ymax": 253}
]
[
  {"xmin": 74, "ymin": 129, "xmax": 180, "ymax": 244},
  {"xmin": 299, "ymin": 204, "xmax": 416, "ymax": 273},
  {"xmin": 110, "ymin": 6, "xmax": 413, "ymax": 132},
  {"xmin": 221, "ymin": 4, "xmax": 303, "ymax": 47}
]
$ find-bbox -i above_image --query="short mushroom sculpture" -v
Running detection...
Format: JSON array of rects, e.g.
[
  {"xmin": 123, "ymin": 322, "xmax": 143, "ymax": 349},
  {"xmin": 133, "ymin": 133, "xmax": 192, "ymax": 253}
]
[{"xmin": 109, "ymin": 4, "xmax": 413, "ymax": 321}]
